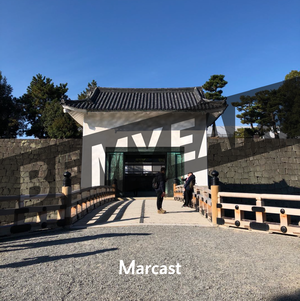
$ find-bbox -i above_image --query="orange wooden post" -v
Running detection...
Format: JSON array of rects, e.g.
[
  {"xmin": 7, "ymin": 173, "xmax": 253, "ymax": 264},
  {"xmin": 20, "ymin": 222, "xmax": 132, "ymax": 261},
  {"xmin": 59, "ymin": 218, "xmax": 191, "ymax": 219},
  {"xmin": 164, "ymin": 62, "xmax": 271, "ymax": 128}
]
[
  {"xmin": 211, "ymin": 170, "xmax": 219, "ymax": 225},
  {"xmin": 255, "ymin": 197, "xmax": 266, "ymax": 223},
  {"xmin": 173, "ymin": 178, "xmax": 180, "ymax": 198},
  {"xmin": 280, "ymin": 209, "xmax": 291, "ymax": 233}
]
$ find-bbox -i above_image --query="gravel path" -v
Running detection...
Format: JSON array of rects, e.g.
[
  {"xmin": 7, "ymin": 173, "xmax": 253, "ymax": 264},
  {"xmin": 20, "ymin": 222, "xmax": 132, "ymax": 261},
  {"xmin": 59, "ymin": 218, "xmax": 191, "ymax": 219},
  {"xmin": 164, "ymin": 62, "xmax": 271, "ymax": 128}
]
[{"xmin": 1, "ymin": 225, "xmax": 300, "ymax": 301}]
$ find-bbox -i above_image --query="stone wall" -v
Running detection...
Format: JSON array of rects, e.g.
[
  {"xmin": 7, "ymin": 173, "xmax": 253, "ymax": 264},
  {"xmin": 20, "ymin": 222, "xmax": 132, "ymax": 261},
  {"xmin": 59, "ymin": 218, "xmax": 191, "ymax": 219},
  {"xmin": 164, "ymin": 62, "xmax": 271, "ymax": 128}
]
[
  {"xmin": 0, "ymin": 139, "xmax": 82, "ymax": 198},
  {"xmin": 1, "ymin": 137, "xmax": 300, "ymax": 199},
  {"xmin": 0, "ymin": 139, "xmax": 82, "ymax": 225},
  {"xmin": 207, "ymin": 138, "xmax": 300, "ymax": 194}
]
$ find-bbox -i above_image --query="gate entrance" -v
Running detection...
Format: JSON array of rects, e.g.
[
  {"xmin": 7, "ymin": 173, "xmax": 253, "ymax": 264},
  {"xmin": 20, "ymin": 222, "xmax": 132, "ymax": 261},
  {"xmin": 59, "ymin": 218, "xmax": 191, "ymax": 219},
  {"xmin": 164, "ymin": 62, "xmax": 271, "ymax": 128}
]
[
  {"xmin": 106, "ymin": 148, "xmax": 184, "ymax": 197},
  {"xmin": 124, "ymin": 154, "xmax": 166, "ymax": 196}
]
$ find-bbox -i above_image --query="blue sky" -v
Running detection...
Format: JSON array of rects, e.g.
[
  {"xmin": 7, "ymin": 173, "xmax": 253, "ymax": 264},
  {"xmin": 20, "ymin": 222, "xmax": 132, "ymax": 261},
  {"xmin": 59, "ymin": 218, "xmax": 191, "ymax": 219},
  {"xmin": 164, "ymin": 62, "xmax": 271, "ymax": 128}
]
[{"xmin": 1, "ymin": 0, "xmax": 299, "ymax": 103}]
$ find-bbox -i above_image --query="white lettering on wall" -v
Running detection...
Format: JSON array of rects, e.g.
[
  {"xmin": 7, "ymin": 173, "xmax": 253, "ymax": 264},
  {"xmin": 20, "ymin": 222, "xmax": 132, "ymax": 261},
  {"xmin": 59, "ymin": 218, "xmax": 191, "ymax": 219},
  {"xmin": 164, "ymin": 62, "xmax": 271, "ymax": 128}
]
[
  {"xmin": 183, "ymin": 151, "xmax": 196, "ymax": 162},
  {"xmin": 115, "ymin": 137, "xmax": 128, "ymax": 148},
  {"xmin": 171, "ymin": 119, "xmax": 195, "ymax": 162},
  {"xmin": 132, "ymin": 127, "xmax": 163, "ymax": 148},
  {"xmin": 132, "ymin": 133, "xmax": 147, "ymax": 147},
  {"xmin": 198, "ymin": 127, "xmax": 207, "ymax": 158},
  {"xmin": 20, "ymin": 162, "xmax": 49, "ymax": 196},
  {"xmin": 90, "ymin": 119, "xmax": 208, "ymax": 187},
  {"xmin": 91, "ymin": 144, "xmax": 106, "ymax": 186},
  {"xmin": 148, "ymin": 127, "xmax": 163, "ymax": 147}
]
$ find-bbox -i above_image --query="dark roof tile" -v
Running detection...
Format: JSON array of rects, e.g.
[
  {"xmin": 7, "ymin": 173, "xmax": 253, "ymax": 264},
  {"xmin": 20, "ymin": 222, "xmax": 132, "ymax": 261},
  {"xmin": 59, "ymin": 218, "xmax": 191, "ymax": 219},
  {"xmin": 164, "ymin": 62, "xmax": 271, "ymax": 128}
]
[{"xmin": 62, "ymin": 86, "xmax": 227, "ymax": 112}]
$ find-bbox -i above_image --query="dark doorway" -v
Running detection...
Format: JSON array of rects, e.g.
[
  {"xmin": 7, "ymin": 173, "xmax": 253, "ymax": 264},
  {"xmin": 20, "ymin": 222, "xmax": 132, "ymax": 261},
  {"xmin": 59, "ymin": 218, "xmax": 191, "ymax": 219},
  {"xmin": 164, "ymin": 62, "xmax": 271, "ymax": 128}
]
[
  {"xmin": 106, "ymin": 147, "xmax": 184, "ymax": 197},
  {"xmin": 124, "ymin": 153, "xmax": 166, "ymax": 197}
]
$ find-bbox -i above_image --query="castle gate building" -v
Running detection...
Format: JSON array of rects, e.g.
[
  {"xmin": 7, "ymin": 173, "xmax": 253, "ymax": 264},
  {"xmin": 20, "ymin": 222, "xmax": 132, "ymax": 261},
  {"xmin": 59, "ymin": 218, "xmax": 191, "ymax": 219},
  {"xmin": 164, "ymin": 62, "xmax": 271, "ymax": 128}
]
[{"xmin": 61, "ymin": 87, "xmax": 227, "ymax": 196}]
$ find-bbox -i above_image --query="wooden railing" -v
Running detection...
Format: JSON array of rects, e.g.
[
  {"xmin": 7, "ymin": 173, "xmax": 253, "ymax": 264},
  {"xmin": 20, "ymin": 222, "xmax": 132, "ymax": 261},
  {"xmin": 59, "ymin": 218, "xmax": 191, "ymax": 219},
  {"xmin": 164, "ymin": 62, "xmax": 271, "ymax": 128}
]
[
  {"xmin": 174, "ymin": 184, "xmax": 212, "ymax": 221},
  {"xmin": 0, "ymin": 172, "xmax": 115, "ymax": 236},
  {"xmin": 217, "ymin": 192, "xmax": 300, "ymax": 236},
  {"xmin": 174, "ymin": 171, "xmax": 300, "ymax": 236}
]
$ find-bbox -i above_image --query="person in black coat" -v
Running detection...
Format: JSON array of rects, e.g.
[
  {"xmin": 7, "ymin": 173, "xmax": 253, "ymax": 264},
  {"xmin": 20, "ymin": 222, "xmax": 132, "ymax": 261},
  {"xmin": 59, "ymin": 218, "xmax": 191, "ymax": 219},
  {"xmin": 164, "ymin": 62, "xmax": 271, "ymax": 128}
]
[
  {"xmin": 155, "ymin": 167, "xmax": 166, "ymax": 214},
  {"xmin": 182, "ymin": 172, "xmax": 196, "ymax": 207}
]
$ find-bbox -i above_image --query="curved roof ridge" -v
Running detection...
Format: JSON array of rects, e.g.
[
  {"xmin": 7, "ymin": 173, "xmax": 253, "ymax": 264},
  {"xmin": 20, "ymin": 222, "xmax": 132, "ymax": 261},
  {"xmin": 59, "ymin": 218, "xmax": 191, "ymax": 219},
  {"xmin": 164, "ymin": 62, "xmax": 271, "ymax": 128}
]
[
  {"xmin": 89, "ymin": 86, "xmax": 100, "ymax": 102},
  {"xmin": 61, "ymin": 85, "xmax": 227, "ymax": 113},
  {"xmin": 93, "ymin": 86, "xmax": 201, "ymax": 92}
]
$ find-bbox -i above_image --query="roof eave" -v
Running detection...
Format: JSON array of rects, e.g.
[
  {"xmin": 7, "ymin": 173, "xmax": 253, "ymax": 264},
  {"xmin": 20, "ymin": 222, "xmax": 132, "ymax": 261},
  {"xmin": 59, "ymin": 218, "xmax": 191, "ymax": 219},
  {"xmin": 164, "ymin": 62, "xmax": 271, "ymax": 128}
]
[
  {"xmin": 62, "ymin": 104, "xmax": 87, "ymax": 114},
  {"xmin": 206, "ymin": 102, "xmax": 229, "ymax": 127}
]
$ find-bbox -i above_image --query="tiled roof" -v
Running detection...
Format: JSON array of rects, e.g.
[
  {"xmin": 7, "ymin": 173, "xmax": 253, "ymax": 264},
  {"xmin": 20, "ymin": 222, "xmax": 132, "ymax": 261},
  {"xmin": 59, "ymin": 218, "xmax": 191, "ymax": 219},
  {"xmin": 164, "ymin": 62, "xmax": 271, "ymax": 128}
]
[{"xmin": 62, "ymin": 87, "xmax": 227, "ymax": 112}]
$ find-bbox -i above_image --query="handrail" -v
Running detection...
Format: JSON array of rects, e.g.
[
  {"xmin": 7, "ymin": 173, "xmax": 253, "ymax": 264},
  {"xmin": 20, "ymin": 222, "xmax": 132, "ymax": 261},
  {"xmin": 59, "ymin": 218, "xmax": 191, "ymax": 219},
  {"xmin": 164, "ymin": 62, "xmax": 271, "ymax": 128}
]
[
  {"xmin": 0, "ymin": 195, "xmax": 21, "ymax": 202},
  {"xmin": 0, "ymin": 193, "xmax": 65, "ymax": 203},
  {"xmin": 217, "ymin": 191, "xmax": 300, "ymax": 236},
  {"xmin": 0, "ymin": 180, "xmax": 116, "ymax": 236},
  {"xmin": 218, "ymin": 192, "xmax": 300, "ymax": 201},
  {"xmin": 174, "ymin": 184, "xmax": 212, "ymax": 220},
  {"xmin": 174, "ymin": 182, "xmax": 300, "ymax": 236}
]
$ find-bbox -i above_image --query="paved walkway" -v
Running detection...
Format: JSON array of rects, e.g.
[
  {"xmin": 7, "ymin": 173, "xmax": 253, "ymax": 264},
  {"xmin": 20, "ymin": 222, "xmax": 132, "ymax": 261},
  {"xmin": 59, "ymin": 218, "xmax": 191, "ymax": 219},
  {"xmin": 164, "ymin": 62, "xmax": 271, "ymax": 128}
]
[{"xmin": 73, "ymin": 197, "xmax": 212, "ymax": 228}]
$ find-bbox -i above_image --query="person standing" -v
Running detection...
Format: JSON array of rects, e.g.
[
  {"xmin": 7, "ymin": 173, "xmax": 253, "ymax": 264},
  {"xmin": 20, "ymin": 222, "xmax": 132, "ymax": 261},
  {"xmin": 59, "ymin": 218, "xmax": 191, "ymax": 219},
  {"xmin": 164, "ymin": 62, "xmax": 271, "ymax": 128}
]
[
  {"xmin": 181, "ymin": 174, "xmax": 189, "ymax": 207},
  {"xmin": 155, "ymin": 167, "xmax": 166, "ymax": 214},
  {"xmin": 183, "ymin": 172, "xmax": 196, "ymax": 208}
]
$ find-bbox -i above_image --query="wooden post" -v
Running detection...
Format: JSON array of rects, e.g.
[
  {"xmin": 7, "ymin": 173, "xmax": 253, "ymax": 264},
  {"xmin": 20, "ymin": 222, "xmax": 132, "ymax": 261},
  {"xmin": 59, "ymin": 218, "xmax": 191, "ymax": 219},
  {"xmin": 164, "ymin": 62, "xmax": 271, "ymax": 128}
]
[
  {"xmin": 280, "ymin": 213, "xmax": 290, "ymax": 228},
  {"xmin": 62, "ymin": 171, "xmax": 72, "ymax": 228},
  {"xmin": 112, "ymin": 178, "xmax": 117, "ymax": 198},
  {"xmin": 255, "ymin": 197, "xmax": 266, "ymax": 223},
  {"xmin": 15, "ymin": 195, "xmax": 25, "ymax": 225},
  {"xmin": 173, "ymin": 178, "xmax": 180, "ymax": 198},
  {"xmin": 211, "ymin": 170, "xmax": 219, "ymax": 225}
]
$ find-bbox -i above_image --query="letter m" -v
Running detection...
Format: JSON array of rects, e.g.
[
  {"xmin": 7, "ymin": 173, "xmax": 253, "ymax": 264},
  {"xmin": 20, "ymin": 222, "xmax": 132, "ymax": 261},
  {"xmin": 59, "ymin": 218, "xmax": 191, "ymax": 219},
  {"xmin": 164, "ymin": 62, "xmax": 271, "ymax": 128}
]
[
  {"xmin": 119, "ymin": 260, "xmax": 135, "ymax": 275},
  {"xmin": 91, "ymin": 144, "xmax": 106, "ymax": 186}
]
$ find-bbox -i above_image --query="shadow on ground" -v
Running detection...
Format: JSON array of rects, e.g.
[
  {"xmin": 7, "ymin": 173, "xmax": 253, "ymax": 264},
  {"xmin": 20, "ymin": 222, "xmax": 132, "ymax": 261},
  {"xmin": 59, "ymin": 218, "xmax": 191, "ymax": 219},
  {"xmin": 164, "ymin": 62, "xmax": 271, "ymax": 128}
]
[
  {"xmin": 272, "ymin": 289, "xmax": 300, "ymax": 301},
  {"xmin": 0, "ymin": 232, "xmax": 152, "ymax": 253},
  {"xmin": 0, "ymin": 248, "xmax": 118, "ymax": 269}
]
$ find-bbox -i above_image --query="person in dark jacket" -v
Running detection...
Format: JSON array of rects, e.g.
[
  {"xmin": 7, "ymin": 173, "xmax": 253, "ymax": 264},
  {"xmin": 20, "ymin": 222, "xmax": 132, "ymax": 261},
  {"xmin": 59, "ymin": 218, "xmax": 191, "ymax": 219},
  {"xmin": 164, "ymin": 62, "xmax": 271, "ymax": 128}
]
[
  {"xmin": 183, "ymin": 172, "xmax": 195, "ymax": 207},
  {"xmin": 181, "ymin": 174, "xmax": 189, "ymax": 207},
  {"xmin": 155, "ymin": 167, "xmax": 166, "ymax": 214}
]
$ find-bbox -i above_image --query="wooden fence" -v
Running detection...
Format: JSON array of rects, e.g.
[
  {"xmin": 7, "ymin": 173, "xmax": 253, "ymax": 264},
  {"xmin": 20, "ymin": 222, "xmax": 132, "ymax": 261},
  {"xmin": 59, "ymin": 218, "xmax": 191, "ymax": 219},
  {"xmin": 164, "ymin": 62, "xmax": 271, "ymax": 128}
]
[
  {"xmin": 174, "ymin": 184, "xmax": 212, "ymax": 221},
  {"xmin": 0, "ymin": 172, "xmax": 115, "ymax": 236},
  {"xmin": 174, "ymin": 171, "xmax": 300, "ymax": 237},
  {"xmin": 217, "ymin": 192, "xmax": 300, "ymax": 236}
]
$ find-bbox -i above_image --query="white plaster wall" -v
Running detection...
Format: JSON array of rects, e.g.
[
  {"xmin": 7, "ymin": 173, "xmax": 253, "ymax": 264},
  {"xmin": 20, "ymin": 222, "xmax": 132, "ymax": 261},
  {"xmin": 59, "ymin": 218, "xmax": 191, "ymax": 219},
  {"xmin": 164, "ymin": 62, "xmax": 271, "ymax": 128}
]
[
  {"xmin": 83, "ymin": 111, "xmax": 168, "ymax": 136},
  {"xmin": 81, "ymin": 111, "xmax": 208, "ymax": 187}
]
